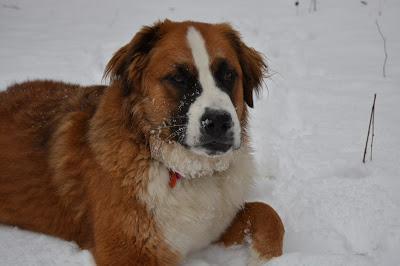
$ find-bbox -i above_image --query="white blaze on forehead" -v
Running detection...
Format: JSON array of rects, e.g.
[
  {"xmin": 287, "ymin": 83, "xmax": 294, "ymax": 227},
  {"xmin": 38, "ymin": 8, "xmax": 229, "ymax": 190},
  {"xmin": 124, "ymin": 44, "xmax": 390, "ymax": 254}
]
[
  {"xmin": 186, "ymin": 27, "xmax": 215, "ymax": 94},
  {"xmin": 185, "ymin": 26, "xmax": 241, "ymax": 153}
]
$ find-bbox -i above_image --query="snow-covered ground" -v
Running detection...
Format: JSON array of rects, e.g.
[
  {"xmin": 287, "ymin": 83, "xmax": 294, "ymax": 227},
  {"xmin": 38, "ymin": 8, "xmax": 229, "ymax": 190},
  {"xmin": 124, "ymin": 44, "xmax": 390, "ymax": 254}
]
[{"xmin": 1, "ymin": 0, "xmax": 399, "ymax": 265}]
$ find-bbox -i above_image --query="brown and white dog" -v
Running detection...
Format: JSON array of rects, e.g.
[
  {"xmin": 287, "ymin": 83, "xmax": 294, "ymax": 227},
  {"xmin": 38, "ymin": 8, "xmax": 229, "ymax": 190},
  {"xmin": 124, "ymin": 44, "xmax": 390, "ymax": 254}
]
[{"xmin": 0, "ymin": 20, "xmax": 284, "ymax": 265}]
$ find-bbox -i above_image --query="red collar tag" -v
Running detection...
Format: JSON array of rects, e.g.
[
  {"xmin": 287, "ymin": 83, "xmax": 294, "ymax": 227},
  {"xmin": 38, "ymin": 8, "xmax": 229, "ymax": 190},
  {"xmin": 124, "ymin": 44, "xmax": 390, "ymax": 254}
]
[{"xmin": 169, "ymin": 170, "xmax": 183, "ymax": 188}]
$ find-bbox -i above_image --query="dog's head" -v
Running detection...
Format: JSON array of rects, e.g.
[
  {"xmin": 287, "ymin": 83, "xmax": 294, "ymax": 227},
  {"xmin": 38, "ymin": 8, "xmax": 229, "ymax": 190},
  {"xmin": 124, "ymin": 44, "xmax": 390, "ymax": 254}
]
[{"xmin": 105, "ymin": 20, "xmax": 266, "ymax": 159}]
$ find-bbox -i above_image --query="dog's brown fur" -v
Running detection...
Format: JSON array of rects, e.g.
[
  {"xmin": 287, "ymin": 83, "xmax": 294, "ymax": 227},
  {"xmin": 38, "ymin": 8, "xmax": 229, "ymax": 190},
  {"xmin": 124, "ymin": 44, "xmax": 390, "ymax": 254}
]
[{"xmin": 0, "ymin": 20, "xmax": 284, "ymax": 265}]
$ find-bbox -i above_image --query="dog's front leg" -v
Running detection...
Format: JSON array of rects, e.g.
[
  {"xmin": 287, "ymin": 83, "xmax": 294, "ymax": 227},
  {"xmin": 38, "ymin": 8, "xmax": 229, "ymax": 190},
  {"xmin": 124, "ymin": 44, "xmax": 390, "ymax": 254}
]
[
  {"xmin": 89, "ymin": 183, "xmax": 180, "ymax": 266},
  {"xmin": 218, "ymin": 202, "xmax": 284, "ymax": 265}
]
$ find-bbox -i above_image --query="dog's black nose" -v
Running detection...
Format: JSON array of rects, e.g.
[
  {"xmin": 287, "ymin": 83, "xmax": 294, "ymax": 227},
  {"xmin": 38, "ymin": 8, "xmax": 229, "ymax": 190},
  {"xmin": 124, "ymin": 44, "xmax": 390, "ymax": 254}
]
[{"xmin": 200, "ymin": 109, "xmax": 233, "ymax": 139}]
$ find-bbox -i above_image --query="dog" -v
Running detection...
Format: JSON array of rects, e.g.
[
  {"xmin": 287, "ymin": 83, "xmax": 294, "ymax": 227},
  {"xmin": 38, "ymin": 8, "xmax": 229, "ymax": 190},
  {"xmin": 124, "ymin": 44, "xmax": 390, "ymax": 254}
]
[{"xmin": 0, "ymin": 20, "xmax": 284, "ymax": 265}]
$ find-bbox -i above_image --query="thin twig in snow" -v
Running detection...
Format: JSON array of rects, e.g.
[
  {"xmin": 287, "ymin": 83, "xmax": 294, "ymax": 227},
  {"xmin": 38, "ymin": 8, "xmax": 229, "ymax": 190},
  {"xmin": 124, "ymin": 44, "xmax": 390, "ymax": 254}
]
[
  {"xmin": 370, "ymin": 102, "xmax": 375, "ymax": 161},
  {"xmin": 309, "ymin": 0, "xmax": 317, "ymax": 12},
  {"xmin": 363, "ymin": 94, "xmax": 376, "ymax": 163},
  {"xmin": 378, "ymin": 0, "xmax": 383, "ymax": 16},
  {"xmin": 375, "ymin": 20, "xmax": 388, "ymax": 78}
]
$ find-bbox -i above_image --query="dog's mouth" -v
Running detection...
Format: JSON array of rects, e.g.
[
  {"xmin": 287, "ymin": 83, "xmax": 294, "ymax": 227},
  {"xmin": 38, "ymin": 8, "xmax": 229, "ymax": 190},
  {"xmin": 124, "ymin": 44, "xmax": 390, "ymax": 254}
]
[
  {"xmin": 201, "ymin": 141, "xmax": 232, "ymax": 153},
  {"xmin": 191, "ymin": 140, "xmax": 234, "ymax": 156},
  {"xmin": 177, "ymin": 129, "xmax": 237, "ymax": 157}
]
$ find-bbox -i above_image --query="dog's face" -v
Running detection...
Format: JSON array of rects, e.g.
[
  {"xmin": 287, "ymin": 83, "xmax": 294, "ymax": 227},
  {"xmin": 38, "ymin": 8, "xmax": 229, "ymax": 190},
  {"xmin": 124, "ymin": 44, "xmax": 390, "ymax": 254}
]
[{"xmin": 105, "ymin": 20, "xmax": 266, "ymax": 156}]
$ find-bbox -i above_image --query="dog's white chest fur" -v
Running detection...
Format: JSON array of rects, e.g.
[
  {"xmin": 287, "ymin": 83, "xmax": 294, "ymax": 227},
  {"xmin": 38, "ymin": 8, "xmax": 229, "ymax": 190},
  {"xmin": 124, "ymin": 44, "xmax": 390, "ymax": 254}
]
[{"xmin": 144, "ymin": 147, "xmax": 254, "ymax": 256}]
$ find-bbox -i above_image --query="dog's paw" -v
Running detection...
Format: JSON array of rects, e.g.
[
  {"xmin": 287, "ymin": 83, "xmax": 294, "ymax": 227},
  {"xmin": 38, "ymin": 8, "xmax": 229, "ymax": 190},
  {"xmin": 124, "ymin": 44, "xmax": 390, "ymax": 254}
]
[{"xmin": 247, "ymin": 246, "xmax": 269, "ymax": 266}]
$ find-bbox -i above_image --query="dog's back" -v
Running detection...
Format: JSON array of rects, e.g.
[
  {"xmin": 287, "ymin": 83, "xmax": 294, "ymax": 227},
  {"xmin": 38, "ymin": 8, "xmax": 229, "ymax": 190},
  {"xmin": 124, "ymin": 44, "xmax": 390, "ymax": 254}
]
[{"xmin": 0, "ymin": 80, "xmax": 105, "ymax": 247}]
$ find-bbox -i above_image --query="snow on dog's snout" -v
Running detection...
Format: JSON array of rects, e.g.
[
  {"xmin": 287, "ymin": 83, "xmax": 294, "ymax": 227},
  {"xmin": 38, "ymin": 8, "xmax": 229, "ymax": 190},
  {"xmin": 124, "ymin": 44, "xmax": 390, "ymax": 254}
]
[{"xmin": 185, "ymin": 27, "xmax": 241, "ymax": 156}]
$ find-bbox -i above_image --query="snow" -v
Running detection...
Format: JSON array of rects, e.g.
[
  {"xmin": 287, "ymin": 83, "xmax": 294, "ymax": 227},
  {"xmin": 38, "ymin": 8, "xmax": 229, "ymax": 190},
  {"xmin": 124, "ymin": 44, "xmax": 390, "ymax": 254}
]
[{"xmin": 1, "ymin": 0, "xmax": 400, "ymax": 265}]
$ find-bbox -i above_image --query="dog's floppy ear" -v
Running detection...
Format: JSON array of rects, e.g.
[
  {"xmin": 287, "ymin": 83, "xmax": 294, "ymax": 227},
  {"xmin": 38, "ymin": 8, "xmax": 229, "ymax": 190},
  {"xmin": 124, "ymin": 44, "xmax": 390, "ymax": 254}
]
[
  {"xmin": 104, "ymin": 21, "xmax": 166, "ymax": 96},
  {"xmin": 222, "ymin": 24, "xmax": 267, "ymax": 108}
]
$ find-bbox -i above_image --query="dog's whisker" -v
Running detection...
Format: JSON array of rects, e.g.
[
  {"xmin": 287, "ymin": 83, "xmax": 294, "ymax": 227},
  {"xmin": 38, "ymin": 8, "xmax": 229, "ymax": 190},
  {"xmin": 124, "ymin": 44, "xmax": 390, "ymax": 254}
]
[
  {"xmin": 150, "ymin": 124, "xmax": 187, "ymax": 132},
  {"xmin": 168, "ymin": 115, "xmax": 187, "ymax": 119},
  {"xmin": 164, "ymin": 130, "xmax": 184, "ymax": 141},
  {"xmin": 156, "ymin": 124, "xmax": 187, "ymax": 129}
]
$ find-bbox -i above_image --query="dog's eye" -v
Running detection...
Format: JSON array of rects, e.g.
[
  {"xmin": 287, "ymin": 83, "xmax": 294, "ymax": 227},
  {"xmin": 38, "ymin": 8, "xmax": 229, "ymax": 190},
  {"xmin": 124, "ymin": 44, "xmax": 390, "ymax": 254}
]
[
  {"xmin": 223, "ymin": 70, "xmax": 233, "ymax": 81},
  {"xmin": 166, "ymin": 65, "xmax": 194, "ymax": 88},
  {"xmin": 214, "ymin": 60, "xmax": 237, "ymax": 92},
  {"xmin": 164, "ymin": 64, "xmax": 198, "ymax": 91},
  {"xmin": 170, "ymin": 73, "xmax": 185, "ymax": 84}
]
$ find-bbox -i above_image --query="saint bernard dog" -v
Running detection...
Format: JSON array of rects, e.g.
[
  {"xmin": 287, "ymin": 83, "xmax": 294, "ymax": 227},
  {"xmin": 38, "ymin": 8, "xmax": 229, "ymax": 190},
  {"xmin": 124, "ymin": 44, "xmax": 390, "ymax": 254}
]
[{"xmin": 0, "ymin": 20, "xmax": 284, "ymax": 265}]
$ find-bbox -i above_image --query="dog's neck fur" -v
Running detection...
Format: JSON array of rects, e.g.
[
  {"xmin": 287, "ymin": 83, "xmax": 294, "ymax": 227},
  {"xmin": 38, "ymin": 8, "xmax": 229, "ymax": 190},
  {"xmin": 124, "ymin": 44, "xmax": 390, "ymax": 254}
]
[{"xmin": 144, "ymin": 139, "xmax": 255, "ymax": 255}]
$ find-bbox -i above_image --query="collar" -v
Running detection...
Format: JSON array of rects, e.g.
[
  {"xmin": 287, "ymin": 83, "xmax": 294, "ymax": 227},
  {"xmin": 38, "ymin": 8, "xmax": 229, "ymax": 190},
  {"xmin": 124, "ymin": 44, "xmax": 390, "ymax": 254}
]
[{"xmin": 169, "ymin": 170, "xmax": 183, "ymax": 188}]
